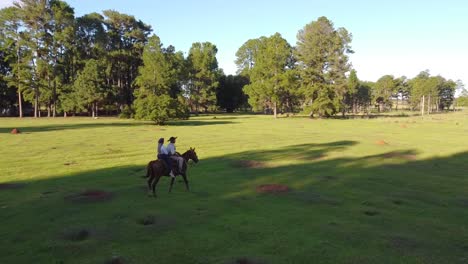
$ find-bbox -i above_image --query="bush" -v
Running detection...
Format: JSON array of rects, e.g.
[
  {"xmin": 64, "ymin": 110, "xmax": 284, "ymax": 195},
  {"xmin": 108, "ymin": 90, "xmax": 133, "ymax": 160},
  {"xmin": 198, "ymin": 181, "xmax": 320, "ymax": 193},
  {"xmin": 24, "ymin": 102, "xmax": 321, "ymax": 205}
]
[{"xmin": 119, "ymin": 105, "xmax": 134, "ymax": 119}]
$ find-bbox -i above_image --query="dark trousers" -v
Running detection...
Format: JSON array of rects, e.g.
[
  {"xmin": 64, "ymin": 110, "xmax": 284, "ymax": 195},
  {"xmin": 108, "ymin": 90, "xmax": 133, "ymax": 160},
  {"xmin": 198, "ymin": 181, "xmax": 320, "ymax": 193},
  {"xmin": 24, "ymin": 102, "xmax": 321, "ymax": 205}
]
[{"xmin": 157, "ymin": 154, "xmax": 172, "ymax": 170}]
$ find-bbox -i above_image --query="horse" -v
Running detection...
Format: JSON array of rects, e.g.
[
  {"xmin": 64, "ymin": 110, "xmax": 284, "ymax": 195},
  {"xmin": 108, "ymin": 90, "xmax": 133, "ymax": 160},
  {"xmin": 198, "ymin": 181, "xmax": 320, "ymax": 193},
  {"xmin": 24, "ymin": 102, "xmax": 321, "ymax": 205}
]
[{"xmin": 145, "ymin": 147, "xmax": 199, "ymax": 197}]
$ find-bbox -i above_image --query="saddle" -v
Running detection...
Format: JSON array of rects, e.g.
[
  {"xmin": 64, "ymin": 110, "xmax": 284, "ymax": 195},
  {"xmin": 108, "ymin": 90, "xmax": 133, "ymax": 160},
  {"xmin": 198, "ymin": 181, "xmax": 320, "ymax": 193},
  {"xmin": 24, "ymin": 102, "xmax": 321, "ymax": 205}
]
[{"xmin": 159, "ymin": 158, "xmax": 180, "ymax": 176}]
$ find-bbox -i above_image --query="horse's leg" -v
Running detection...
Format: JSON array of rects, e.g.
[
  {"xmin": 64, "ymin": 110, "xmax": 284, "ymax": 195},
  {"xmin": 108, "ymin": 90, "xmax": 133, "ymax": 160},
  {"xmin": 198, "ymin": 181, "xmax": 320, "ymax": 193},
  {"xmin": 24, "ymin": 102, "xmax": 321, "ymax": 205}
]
[
  {"xmin": 151, "ymin": 175, "xmax": 161, "ymax": 197},
  {"xmin": 169, "ymin": 177, "xmax": 175, "ymax": 193},
  {"xmin": 147, "ymin": 175, "xmax": 154, "ymax": 193},
  {"xmin": 182, "ymin": 173, "xmax": 189, "ymax": 191}
]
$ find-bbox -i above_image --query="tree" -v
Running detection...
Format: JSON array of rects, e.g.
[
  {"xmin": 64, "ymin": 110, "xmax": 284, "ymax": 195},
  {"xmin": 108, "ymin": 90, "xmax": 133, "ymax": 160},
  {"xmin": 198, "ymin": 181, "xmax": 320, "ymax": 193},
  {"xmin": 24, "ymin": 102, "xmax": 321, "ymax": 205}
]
[
  {"xmin": 73, "ymin": 59, "xmax": 107, "ymax": 117},
  {"xmin": 187, "ymin": 42, "xmax": 220, "ymax": 113},
  {"xmin": 346, "ymin": 69, "xmax": 359, "ymax": 113},
  {"xmin": 217, "ymin": 74, "xmax": 249, "ymax": 112},
  {"xmin": 133, "ymin": 35, "xmax": 187, "ymax": 124},
  {"xmin": 0, "ymin": 6, "xmax": 30, "ymax": 117},
  {"xmin": 295, "ymin": 16, "xmax": 353, "ymax": 117},
  {"xmin": 236, "ymin": 33, "xmax": 295, "ymax": 117},
  {"xmin": 373, "ymin": 75, "xmax": 396, "ymax": 112},
  {"xmin": 103, "ymin": 10, "xmax": 152, "ymax": 111}
]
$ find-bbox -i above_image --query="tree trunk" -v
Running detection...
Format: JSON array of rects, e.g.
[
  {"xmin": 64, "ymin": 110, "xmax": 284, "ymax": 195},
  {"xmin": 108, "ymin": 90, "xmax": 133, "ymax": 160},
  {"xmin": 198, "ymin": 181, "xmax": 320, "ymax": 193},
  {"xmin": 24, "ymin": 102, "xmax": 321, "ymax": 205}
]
[
  {"xmin": 273, "ymin": 102, "xmax": 277, "ymax": 118},
  {"xmin": 428, "ymin": 95, "xmax": 431, "ymax": 114},
  {"xmin": 95, "ymin": 103, "xmax": 98, "ymax": 117},
  {"xmin": 18, "ymin": 89, "xmax": 23, "ymax": 118},
  {"xmin": 47, "ymin": 104, "xmax": 51, "ymax": 117},
  {"xmin": 92, "ymin": 103, "xmax": 95, "ymax": 118},
  {"xmin": 53, "ymin": 79, "xmax": 56, "ymax": 117},
  {"xmin": 64, "ymin": 111, "xmax": 67, "ymax": 117},
  {"xmin": 34, "ymin": 89, "xmax": 39, "ymax": 118},
  {"xmin": 421, "ymin": 95, "xmax": 425, "ymax": 116}
]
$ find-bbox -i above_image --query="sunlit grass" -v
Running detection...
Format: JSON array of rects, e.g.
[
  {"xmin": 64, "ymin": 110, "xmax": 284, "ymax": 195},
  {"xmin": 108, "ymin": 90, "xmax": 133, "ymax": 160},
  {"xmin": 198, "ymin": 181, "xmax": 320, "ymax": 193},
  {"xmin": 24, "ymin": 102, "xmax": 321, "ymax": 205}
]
[{"xmin": 0, "ymin": 111, "xmax": 467, "ymax": 263}]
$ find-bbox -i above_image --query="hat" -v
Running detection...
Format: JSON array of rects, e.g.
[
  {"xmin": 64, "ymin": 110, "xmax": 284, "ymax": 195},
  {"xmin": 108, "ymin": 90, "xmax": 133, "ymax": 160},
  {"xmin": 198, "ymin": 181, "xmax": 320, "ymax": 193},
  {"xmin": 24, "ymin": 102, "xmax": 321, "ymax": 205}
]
[
  {"xmin": 158, "ymin": 138, "xmax": 164, "ymax": 143},
  {"xmin": 168, "ymin": 136, "xmax": 177, "ymax": 142}
]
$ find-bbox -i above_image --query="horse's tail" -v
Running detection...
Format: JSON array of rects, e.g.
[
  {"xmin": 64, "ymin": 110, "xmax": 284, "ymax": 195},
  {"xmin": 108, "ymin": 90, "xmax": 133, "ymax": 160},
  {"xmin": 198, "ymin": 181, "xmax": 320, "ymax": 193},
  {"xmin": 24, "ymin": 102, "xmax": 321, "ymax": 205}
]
[{"xmin": 145, "ymin": 161, "xmax": 153, "ymax": 178}]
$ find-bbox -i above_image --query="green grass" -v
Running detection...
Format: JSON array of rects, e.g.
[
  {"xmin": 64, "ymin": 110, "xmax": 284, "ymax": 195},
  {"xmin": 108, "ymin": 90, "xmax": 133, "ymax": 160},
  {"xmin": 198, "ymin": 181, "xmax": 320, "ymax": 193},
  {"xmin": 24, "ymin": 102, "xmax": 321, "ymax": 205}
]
[{"xmin": 1, "ymin": 111, "xmax": 468, "ymax": 264}]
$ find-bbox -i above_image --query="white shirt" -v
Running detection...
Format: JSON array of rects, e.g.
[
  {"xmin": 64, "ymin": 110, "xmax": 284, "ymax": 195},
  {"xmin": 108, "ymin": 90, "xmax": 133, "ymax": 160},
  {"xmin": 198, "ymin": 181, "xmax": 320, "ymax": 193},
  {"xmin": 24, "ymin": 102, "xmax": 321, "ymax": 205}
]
[
  {"xmin": 166, "ymin": 143, "xmax": 176, "ymax": 155},
  {"xmin": 158, "ymin": 143, "xmax": 168, "ymax": 155}
]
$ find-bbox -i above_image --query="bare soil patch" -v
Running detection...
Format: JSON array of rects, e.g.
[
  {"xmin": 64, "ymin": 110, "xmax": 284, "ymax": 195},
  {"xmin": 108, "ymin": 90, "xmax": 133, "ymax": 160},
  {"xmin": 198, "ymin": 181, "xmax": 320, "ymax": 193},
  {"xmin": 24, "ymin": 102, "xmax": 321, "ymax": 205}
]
[
  {"xmin": 256, "ymin": 184, "xmax": 290, "ymax": 194},
  {"xmin": 65, "ymin": 190, "xmax": 113, "ymax": 203},
  {"xmin": 376, "ymin": 140, "xmax": 388, "ymax": 145},
  {"xmin": 10, "ymin": 128, "xmax": 20, "ymax": 134},
  {"xmin": 364, "ymin": 210, "xmax": 380, "ymax": 216},
  {"xmin": 136, "ymin": 214, "xmax": 174, "ymax": 230},
  {"xmin": 234, "ymin": 160, "xmax": 266, "ymax": 168},
  {"xmin": 105, "ymin": 256, "xmax": 126, "ymax": 264},
  {"xmin": 226, "ymin": 257, "xmax": 266, "ymax": 264},
  {"xmin": 62, "ymin": 228, "xmax": 90, "ymax": 241}
]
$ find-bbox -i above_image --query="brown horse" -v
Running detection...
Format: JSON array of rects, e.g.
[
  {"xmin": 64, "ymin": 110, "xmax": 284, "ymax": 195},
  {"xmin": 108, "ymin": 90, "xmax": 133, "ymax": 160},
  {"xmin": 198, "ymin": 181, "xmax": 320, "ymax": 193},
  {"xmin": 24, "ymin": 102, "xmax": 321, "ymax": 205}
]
[{"xmin": 145, "ymin": 148, "xmax": 199, "ymax": 197}]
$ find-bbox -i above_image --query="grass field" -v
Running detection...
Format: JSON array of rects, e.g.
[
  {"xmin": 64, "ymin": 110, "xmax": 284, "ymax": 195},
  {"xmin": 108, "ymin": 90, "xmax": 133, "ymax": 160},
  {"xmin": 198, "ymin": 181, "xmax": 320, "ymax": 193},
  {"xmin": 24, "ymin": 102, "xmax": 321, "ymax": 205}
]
[{"xmin": 1, "ymin": 111, "xmax": 468, "ymax": 264}]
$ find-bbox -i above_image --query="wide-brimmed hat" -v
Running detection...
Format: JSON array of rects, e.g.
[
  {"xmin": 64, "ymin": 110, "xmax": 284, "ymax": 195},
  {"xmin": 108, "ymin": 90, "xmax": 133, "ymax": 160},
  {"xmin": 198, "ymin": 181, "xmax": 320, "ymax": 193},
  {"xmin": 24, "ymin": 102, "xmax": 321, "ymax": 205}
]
[{"xmin": 168, "ymin": 136, "xmax": 177, "ymax": 142}]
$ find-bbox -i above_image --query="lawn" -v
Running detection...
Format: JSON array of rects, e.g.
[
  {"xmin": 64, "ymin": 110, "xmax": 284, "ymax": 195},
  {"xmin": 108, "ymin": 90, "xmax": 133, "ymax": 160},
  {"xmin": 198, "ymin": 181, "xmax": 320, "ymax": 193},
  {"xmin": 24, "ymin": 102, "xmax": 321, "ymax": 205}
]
[{"xmin": 1, "ymin": 112, "xmax": 467, "ymax": 264}]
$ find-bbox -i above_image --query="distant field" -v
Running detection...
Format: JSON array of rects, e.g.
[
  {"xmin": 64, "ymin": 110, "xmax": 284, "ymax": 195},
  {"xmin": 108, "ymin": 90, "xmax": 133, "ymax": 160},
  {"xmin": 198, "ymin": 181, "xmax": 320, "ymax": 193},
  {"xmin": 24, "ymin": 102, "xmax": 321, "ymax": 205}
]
[{"xmin": 1, "ymin": 111, "xmax": 468, "ymax": 264}]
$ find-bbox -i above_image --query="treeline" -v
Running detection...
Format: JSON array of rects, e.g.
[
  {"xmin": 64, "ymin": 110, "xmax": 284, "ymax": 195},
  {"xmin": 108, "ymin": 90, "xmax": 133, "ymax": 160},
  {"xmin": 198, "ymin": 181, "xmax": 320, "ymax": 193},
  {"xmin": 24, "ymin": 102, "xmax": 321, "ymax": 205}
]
[
  {"xmin": 236, "ymin": 17, "xmax": 461, "ymax": 118},
  {"xmin": 0, "ymin": 0, "xmax": 234, "ymax": 123},
  {"xmin": 0, "ymin": 1, "xmax": 462, "ymax": 122}
]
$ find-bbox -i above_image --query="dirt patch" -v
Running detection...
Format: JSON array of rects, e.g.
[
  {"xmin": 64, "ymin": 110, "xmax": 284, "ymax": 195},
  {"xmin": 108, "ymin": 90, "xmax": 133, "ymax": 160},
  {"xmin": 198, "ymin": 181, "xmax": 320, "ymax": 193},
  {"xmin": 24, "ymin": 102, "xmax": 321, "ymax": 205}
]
[
  {"xmin": 10, "ymin": 128, "xmax": 20, "ymax": 134},
  {"xmin": 137, "ymin": 215, "xmax": 156, "ymax": 226},
  {"xmin": 400, "ymin": 124, "xmax": 407, "ymax": 128},
  {"xmin": 235, "ymin": 160, "xmax": 266, "ymax": 168},
  {"xmin": 105, "ymin": 256, "xmax": 126, "ymax": 264},
  {"xmin": 376, "ymin": 140, "xmax": 388, "ymax": 145},
  {"xmin": 65, "ymin": 190, "xmax": 113, "ymax": 203},
  {"xmin": 364, "ymin": 210, "xmax": 379, "ymax": 216},
  {"xmin": 62, "ymin": 228, "xmax": 90, "ymax": 241},
  {"xmin": 136, "ymin": 214, "xmax": 174, "ymax": 230},
  {"xmin": 64, "ymin": 161, "xmax": 78, "ymax": 166},
  {"xmin": 256, "ymin": 184, "xmax": 290, "ymax": 194},
  {"xmin": 0, "ymin": 183, "xmax": 25, "ymax": 190},
  {"xmin": 226, "ymin": 257, "xmax": 266, "ymax": 264}
]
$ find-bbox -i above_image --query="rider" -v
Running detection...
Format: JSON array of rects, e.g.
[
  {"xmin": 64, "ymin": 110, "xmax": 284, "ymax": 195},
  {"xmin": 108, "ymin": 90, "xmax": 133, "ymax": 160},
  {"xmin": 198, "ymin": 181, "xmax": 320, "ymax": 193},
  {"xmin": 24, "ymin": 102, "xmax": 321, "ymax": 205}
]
[
  {"xmin": 167, "ymin": 136, "xmax": 184, "ymax": 175},
  {"xmin": 156, "ymin": 138, "xmax": 174, "ymax": 177}
]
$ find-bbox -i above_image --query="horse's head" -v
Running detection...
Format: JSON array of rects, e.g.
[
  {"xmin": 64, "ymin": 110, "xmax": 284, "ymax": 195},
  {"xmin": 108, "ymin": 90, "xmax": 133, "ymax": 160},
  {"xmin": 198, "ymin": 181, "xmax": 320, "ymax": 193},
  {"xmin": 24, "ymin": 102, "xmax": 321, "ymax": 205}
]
[{"xmin": 187, "ymin": 147, "xmax": 199, "ymax": 163}]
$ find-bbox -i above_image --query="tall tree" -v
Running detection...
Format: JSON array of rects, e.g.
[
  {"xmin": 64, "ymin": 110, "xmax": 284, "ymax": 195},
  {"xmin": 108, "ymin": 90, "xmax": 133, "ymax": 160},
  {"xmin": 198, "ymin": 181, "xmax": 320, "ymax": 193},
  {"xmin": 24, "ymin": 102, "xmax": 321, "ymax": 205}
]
[
  {"xmin": 103, "ymin": 10, "xmax": 152, "ymax": 111},
  {"xmin": 0, "ymin": 6, "xmax": 28, "ymax": 117},
  {"xmin": 217, "ymin": 74, "xmax": 249, "ymax": 112},
  {"xmin": 133, "ymin": 35, "xmax": 187, "ymax": 124},
  {"xmin": 187, "ymin": 42, "xmax": 219, "ymax": 113},
  {"xmin": 73, "ymin": 59, "xmax": 107, "ymax": 117},
  {"xmin": 373, "ymin": 75, "xmax": 396, "ymax": 112},
  {"xmin": 236, "ymin": 33, "xmax": 295, "ymax": 117},
  {"xmin": 295, "ymin": 16, "xmax": 353, "ymax": 117},
  {"xmin": 14, "ymin": 0, "xmax": 52, "ymax": 118}
]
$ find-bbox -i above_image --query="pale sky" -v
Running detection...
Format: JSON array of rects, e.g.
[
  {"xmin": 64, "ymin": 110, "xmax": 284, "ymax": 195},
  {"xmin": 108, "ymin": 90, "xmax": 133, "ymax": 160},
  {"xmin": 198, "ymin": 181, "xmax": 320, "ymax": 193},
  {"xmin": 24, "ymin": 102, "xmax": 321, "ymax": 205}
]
[{"xmin": 1, "ymin": 0, "xmax": 467, "ymax": 87}]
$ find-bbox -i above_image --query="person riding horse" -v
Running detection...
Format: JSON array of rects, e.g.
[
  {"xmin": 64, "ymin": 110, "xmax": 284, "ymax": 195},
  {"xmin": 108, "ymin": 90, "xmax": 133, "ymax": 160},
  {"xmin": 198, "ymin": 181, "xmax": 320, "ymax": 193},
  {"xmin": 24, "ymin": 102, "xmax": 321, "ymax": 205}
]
[
  {"xmin": 156, "ymin": 138, "xmax": 174, "ymax": 177},
  {"xmin": 166, "ymin": 137, "xmax": 184, "ymax": 176}
]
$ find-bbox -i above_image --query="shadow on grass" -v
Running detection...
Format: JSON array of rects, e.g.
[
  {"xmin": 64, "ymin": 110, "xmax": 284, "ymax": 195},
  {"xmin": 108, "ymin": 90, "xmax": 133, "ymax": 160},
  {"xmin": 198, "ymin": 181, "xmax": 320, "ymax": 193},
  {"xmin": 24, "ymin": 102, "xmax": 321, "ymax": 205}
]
[
  {"xmin": 166, "ymin": 120, "xmax": 236, "ymax": 126},
  {"xmin": 1, "ymin": 141, "xmax": 468, "ymax": 263},
  {"xmin": 0, "ymin": 121, "xmax": 150, "ymax": 134},
  {"xmin": 0, "ymin": 119, "xmax": 237, "ymax": 133}
]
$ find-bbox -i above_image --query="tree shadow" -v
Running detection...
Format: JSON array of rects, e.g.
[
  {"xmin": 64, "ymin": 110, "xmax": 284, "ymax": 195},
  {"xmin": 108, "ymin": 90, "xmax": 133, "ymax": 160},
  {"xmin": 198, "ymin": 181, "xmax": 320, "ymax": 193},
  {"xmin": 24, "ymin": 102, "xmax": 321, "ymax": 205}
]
[
  {"xmin": 0, "ymin": 121, "xmax": 150, "ymax": 134},
  {"xmin": 1, "ymin": 141, "xmax": 468, "ymax": 263},
  {"xmin": 166, "ymin": 120, "xmax": 235, "ymax": 126}
]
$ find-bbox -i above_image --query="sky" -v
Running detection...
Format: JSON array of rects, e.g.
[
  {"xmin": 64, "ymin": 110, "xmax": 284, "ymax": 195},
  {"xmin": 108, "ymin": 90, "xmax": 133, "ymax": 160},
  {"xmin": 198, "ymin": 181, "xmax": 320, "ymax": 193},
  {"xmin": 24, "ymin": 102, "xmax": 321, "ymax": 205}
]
[{"xmin": 1, "ymin": 0, "xmax": 467, "ymax": 89}]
